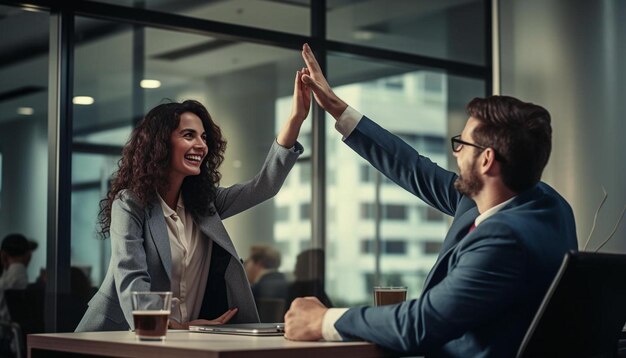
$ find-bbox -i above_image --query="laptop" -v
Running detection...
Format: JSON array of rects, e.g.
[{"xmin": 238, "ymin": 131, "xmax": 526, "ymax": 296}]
[{"xmin": 189, "ymin": 323, "xmax": 285, "ymax": 336}]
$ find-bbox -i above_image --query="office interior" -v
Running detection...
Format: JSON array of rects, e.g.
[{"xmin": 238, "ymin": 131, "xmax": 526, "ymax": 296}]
[{"xmin": 0, "ymin": 0, "xmax": 624, "ymax": 334}]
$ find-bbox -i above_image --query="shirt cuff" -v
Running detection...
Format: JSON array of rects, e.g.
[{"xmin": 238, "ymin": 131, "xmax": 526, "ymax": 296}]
[
  {"xmin": 334, "ymin": 106, "xmax": 363, "ymax": 140},
  {"xmin": 322, "ymin": 308, "xmax": 349, "ymax": 341}
]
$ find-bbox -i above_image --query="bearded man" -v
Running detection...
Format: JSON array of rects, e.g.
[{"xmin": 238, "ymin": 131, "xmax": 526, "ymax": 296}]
[{"xmin": 284, "ymin": 44, "xmax": 578, "ymax": 358}]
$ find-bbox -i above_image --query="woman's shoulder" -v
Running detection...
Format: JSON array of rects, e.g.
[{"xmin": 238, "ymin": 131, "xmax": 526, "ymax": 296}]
[
  {"xmin": 115, "ymin": 189, "xmax": 138, "ymax": 203},
  {"xmin": 112, "ymin": 189, "xmax": 149, "ymax": 213}
]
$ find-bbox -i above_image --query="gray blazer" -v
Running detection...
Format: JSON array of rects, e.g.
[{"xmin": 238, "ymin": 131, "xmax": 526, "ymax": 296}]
[{"xmin": 76, "ymin": 141, "xmax": 302, "ymax": 332}]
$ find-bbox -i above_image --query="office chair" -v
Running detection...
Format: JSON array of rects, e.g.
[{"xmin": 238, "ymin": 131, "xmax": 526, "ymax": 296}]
[
  {"xmin": 4, "ymin": 289, "xmax": 45, "ymax": 336},
  {"xmin": 516, "ymin": 251, "xmax": 626, "ymax": 358},
  {"xmin": 0, "ymin": 321, "xmax": 24, "ymax": 358}
]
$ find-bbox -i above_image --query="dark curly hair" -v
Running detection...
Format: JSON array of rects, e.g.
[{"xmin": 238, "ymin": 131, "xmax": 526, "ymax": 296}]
[{"xmin": 98, "ymin": 100, "xmax": 227, "ymax": 238}]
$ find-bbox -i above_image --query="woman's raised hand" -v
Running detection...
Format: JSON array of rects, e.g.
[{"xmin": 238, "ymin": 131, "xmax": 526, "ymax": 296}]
[
  {"xmin": 277, "ymin": 68, "xmax": 311, "ymax": 148},
  {"xmin": 290, "ymin": 67, "xmax": 312, "ymax": 122}
]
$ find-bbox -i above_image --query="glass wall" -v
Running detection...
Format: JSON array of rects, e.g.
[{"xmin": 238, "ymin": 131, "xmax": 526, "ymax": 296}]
[
  {"xmin": 98, "ymin": 0, "xmax": 311, "ymax": 35},
  {"xmin": 0, "ymin": 0, "xmax": 489, "ymax": 330},
  {"xmin": 327, "ymin": 0, "xmax": 486, "ymax": 65},
  {"xmin": 71, "ymin": 16, "xmax": 311, "ymax": 286},
  {"xmin": 0, "ymin": 5, "xmax": 49, "ymax": 282},
  {"xmin": 323, "ymin": 56, "xmax": 485, "ymax": 306}
]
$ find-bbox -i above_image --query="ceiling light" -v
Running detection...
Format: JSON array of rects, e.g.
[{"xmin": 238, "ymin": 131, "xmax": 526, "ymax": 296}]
[
  {"xmin": 22, "ymin": 5, "xmax": 40, "ymax": 12},
  {"xmin": 140, "ymin": 79, "xmax": 161, "ymax": 89},
  {"xmin": 354, "ymin": 31, "xmax": 374, "ymax": 41},
  {"xmin": 17, "ymin": 107, "xmax": 34, "ymax": 115},
  {"xmin": 73, "ymin": 96, "xmax": 94, "ymax": 105}
]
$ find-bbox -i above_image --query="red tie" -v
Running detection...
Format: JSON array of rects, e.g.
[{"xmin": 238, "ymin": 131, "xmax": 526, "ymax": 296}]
[{"xmin": 468, "ymin": 223, "xmax": 476, "ymax": 234}]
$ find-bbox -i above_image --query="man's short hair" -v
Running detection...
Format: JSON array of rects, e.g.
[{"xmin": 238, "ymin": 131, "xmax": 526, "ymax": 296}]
[
  {"xmin": 248, "ymin": 245, "xmax": 281, "ymax": 270},
  {"xmin": 1, "ymin": 233, "xmax": 38, "ymax": 257},
  {"xmin": 467, "ymin": 95, "xmax": 552, "ymax": 193}
]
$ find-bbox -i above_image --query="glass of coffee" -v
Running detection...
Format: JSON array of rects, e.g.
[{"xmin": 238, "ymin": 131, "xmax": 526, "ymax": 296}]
[
  {"xmin": 373, "ymin": 286, "xmax": 407, "ymax": 306},
  {"xmin": 131, "ymin": 291, "xmax": 172, "ymax": 341}
]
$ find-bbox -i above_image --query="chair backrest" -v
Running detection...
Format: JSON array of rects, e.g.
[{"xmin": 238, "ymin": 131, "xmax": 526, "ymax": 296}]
[
  {"xmin": 516, "ymin": 251, "xmax": 626, "ymax": 358},
  {"xmin": 5, "ymin": 289, "xmax": 45, "ymax": 335},
  {"xmin": 0, "ymin": 321, "xmax": 24, "ymax": 358}
]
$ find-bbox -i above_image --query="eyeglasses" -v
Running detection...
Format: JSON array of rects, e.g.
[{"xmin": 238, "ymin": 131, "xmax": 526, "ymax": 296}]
[
  {"xmin": 451, "ymin": 135, "xmax": 505, "ymax": 162},
  {"xmin": 450, "ymin": 135, "xmax": 487, "ymax": 153}
]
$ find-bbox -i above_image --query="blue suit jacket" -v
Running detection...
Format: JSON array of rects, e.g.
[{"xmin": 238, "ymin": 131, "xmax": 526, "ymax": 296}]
[{"xmin": 334, "ymin": 117, "xmax": 578, "ymax": 357}]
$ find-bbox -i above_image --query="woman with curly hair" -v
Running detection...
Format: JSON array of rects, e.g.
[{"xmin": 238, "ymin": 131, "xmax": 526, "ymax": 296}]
[{"xmin": 76, "ymin": 68, "xmax": 311, "ymax": 332}]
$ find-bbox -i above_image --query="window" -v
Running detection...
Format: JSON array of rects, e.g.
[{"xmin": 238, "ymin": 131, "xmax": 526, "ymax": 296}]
[
  {"xmin": 359, "ymin": 203, "xmax": 407, "ymax": 220},
  {"xmin": 422, "ymin": 135, "xmax": 445, "ymax": 154},
  {"xmin": 327, "ymin": 168, "xmax": 336, "ymax": 186},
  {"xmin": 327, "ymin": 0, "xmax": 487, "ymax": 65},
  {"xmin": 300, "ymin": 162, "xmax": 311, "ymax": 183},
  {"xmin": 360, "ymin": 240, "xmax": 374, "ymax": 254},
  {"xmin": 98, "ymin": 0, "xmax": 311, "ymax": 35},
  {"xmin": 300, "ymin": 239, "xmax": 311, "ymax": 252},
  {"xmin": 275, "ymin": 206, "xmax": 289, "ymax": 222},
  {"xmin": 425, "ymin": 206, "xmax": 445, "ymax": 222},
  {"xmin": 384, "ymin": 204, "xmax": 407, "ymax": 220},
  {"xmin": 423, "ymin": 72, "xmax": 444, "ymax": 94},
  {"xmin": 300, "ymin": 203, "xmax": 311, "ymax": 220},
  {"xmin": 326, "ymin": 57, "xmax": 486, "ymax": 305},
  {"xmin": 360, "ymin": 164, "xmax": 374, "ymax": 183},
  {"xmin": 2, "ymin": 0, "xmax": 489, "ymax": 328},
  {"xmin": 0, "ymin": 5, "xmax": 49, "ymax": 286},
  {"xmin": 385, "ymin": 240, "xmax": 407, "ymax": 255},
  {"xmin": 360, "ymin": 203, "xmax": 376, "ymax": 219},
  {"xmin": 423, "ymin": 241, "xmax": 442, "ymax": 255},
  {"xmin": 361, "ymin": 239, "xmax": 407, "ymax": 255}
]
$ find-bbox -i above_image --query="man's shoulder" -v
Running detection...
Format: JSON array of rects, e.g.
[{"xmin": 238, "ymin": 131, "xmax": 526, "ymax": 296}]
[
  {"xmin": 506, "ymin": 182, "xmax": 573, "ymax": 213},
  {"xmin": 1, "ymin": 263, "xmax": 29, "ymax": 289},
  {"xmin": 258, "ymin": 271, "xmax": 288, "ymax": 285}
]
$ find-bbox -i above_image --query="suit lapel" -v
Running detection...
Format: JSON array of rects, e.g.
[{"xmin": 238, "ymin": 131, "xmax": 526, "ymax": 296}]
[
  {"xmin": 440, "ymin": 207, "xmax": 479, "ymax": 253},
  {"xmin": 196, "ymin": 212, "xmax": 239, "ymax": 259},
  {"xmin": 145, "ymin": 202, "xmax": 172, "ymax": 281},
  {"xmin": 422, "ymin": 206, "xmax": 478, "ymax": 291}
]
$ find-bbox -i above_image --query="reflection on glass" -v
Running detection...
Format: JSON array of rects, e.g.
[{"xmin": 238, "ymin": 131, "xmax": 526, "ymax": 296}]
[
  {"xmin": 323, "ymin": 55, "xmax": 484, "ymax": 306},
  {"xmin": 0, "ymin": 5, "xmax": 49, "ymax": 281},
  {"xmin": 98, "ymin": 0, "xmax": 310, "ymax": 35},
  {"xmin": 328, "ymin": 0, "xmax": 486, "ymax": 65},
  {"xmin": 274, "ymin": 96, "xmax": 312, "ymax": 275},
  {"xmin": 71, "ymin": 17, "xmax": 310, "ymax": 287}
]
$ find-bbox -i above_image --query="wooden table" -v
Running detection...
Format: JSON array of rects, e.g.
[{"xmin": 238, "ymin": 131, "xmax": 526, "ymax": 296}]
[{"xmin": 28, "ymin": 330, "xmax": 389, "ymax": 357}]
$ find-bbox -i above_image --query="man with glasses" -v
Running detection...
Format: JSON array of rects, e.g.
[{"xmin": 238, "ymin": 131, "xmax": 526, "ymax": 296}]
[{"xmin": 284, "ymin": 44, "xmax": 578, "ymax": 357}]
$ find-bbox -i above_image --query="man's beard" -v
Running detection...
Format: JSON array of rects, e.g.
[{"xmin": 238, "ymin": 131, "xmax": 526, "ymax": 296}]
[{"xmin": 454, "ymin": 159, "xmax": 484, "ymax": 197}]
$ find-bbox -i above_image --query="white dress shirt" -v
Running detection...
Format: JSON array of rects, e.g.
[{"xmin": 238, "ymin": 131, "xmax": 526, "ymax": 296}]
[
  {"xmin": 321, "ymin": 106, "xmax": 517, "ymax": 341},
  {"xmin": 0, "ymin": 262, "xmax": 29, "ymax": 321},
  {"xmin": 158, "ymin": 194, "xmax": 212, "ymax": 323}
]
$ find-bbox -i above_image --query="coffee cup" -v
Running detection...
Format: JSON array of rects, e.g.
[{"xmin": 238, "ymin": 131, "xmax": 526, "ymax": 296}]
[
  {"xmin": 373, "ymin": 286, "xmax": 407, "ymax": 306},
  {"xmin": 131, "ymin": 291, "xmax": 172, "ymax": 341}
]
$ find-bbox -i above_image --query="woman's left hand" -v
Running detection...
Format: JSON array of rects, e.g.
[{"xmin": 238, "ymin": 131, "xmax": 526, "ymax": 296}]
[
  {"xmin": 277, "ymin": 68, "xmax": 311, "ymax": 148},
  {"xmin": 290, "ymin": 68, "xmax": 311, "ymax": 123},
  {"xmin": 168, "ymin": 307, "xmax": 238, "ymax": 329}
]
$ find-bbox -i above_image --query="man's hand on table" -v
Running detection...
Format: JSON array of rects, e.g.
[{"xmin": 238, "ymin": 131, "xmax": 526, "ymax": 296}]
[{"xmin": 284, "ymin": 297, "xmax": 328, "ymax": 341}]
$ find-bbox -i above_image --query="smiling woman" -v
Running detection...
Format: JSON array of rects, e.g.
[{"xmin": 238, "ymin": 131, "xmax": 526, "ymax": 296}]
[
  {"xmin": 96, "ymin": 100, "xmax": 229, "ymax": 235},
  {"xmin": 75, "ymin": 66, "xmax": 310, "ymax": 333}
]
